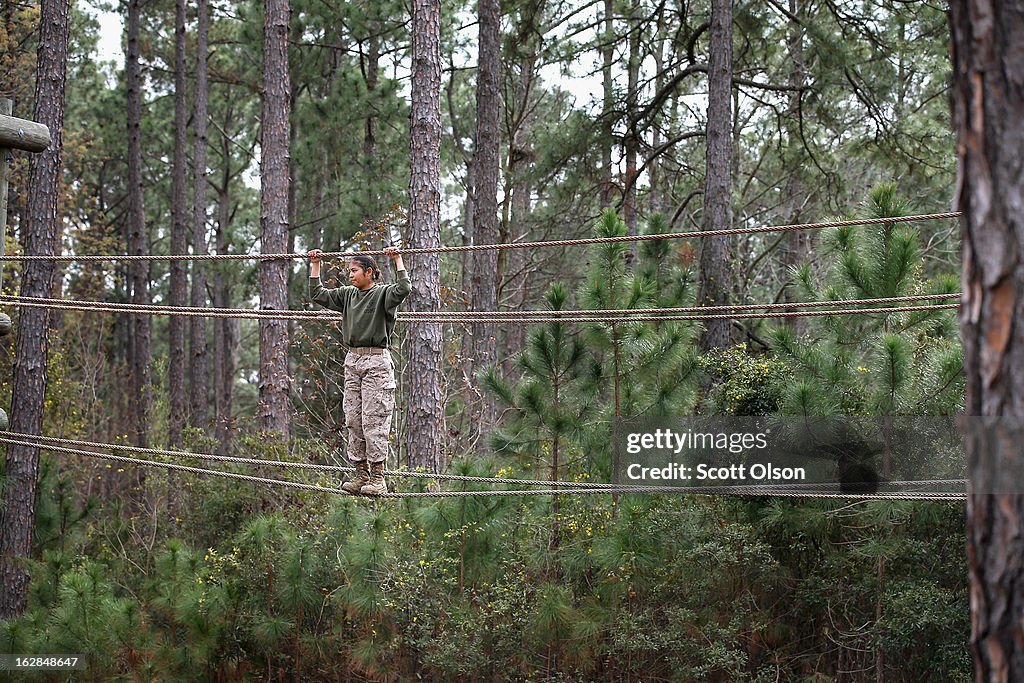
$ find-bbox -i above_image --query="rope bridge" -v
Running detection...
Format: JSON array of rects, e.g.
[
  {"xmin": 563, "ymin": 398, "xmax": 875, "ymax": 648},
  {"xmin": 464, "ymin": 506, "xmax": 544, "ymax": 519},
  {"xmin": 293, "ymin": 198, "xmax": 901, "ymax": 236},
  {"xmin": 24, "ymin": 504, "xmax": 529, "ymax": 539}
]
[
  {"xmin": 0, "ymin": 210, "xmax": 965, "ymax": 501},
  {"xmin": 0, "ymin": 433, "xmax": 966, "ymax": 502}
]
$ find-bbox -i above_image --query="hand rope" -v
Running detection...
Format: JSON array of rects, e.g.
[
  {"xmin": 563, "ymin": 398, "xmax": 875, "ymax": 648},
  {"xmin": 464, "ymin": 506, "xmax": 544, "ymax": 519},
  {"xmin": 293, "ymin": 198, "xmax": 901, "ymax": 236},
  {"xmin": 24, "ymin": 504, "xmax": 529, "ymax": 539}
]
[
  {"xmin": 0, "ymin": 292, "xmax": 961, "ymax": 319},
  {"xmin": 0, "ymin": 212, "xmax": 961, "ymax": 262},
  {"xmin": 0, "ymin": 295, "xmax": 957, "ymax": 323},
  {"xmin": 398, "ymin": 304, "xmax": 958, "ymax": 323},
  {"xmin": 402, "ymin": 293, "xmax": 962, "ymax": 317}
]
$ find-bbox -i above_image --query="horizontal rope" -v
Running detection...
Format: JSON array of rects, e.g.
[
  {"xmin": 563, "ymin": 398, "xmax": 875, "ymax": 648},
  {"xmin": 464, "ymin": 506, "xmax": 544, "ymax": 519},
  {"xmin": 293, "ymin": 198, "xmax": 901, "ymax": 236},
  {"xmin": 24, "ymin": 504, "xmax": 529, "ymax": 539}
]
[
  {"xmin": 401, "ymin": 293, "xmax": 962, "ymax": 317},
  {"xmin": 0, "ymin": 295, "xmax": 958, "ymax": 323},
  {"xmin": 0, "ymin": 436, "xmax": 347, "ymax": 496},
  {"xmin": 0, "ymin": 212, "xmax": 961, "ymax": 262},
  {"xmin": 0, "ymin": 435, "xmax": 965, "ymax": 501},
  {"xmin": 0, "ymin": 293, "xmax": 963, "ymax": 318},
  {"xmin": 396, "ymin": 304, "xmax": 958, "ymax": 323},
  {"xmin": 0, "ymin": 432, "xmax": 964, "ymax": 493},
  {"xmin": 0, "ymin": 296, "xmax": 341, "ymax": 321},
  {"xmin": 381, "ymin": 489, "xmax": 965, "ymax": 500},
  {"xmin": 0, "ymin": 432, "xmax": 620, "ymax": 488}
]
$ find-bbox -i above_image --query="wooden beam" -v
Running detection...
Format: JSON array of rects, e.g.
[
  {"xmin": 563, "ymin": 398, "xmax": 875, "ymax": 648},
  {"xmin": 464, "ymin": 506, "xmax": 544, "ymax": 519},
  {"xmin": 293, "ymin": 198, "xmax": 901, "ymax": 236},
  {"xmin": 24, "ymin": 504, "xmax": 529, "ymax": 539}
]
[{"xmin": 0, "ymin": 112, "xmax": 50, "ymax": 153}]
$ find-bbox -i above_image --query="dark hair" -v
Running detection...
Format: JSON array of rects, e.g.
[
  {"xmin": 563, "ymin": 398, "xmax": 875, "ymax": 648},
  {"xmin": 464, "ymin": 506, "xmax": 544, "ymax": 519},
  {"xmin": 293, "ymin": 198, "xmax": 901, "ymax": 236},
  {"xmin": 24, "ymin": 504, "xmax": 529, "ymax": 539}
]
[{"xmin": 350, "ymin": 255, "xmax": 381, "ymax": 281}]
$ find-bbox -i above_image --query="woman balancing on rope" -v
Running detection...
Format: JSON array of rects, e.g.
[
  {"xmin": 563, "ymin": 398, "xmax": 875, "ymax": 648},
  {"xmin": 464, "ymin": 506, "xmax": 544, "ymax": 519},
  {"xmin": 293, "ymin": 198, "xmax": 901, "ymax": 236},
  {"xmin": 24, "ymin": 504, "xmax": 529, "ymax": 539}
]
[{"xmin": 308, "ymin": 247, "xmax": 411, "ymax": 496}]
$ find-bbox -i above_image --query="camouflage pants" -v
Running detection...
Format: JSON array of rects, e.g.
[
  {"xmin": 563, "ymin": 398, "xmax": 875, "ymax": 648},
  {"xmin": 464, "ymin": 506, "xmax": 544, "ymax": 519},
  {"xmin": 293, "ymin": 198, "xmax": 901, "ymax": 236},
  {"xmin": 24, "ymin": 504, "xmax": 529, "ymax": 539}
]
[{"xmin": 343, "ymin": 350, "xmax": 396, "ymax": 464}]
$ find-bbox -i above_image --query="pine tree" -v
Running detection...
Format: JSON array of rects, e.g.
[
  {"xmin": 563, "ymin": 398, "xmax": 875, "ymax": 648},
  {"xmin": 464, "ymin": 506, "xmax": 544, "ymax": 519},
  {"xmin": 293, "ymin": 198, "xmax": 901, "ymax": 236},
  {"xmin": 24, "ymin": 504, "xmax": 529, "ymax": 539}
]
[
  {"xmin": 405, "ymin": 0, "xmax": 444, "ymax": 473},
  {"xmin": 765, "ymin": 183, "xmax": 964, "ymax": 679},
  {"xmin": 589, "ymin": 211, "xmax": 702, "ymax": 410},
  {"xmin": 773, "ymin": 183, "xmax": 962, "ymax": 417},
  {"xmin": 484, "ymin": 282, "xmax": 589, "ymax": 555},
  {"xmin": 577, "ymin": 210, "xmax": 701, "ymax": 481},
  {"xmin": 258, "ymin": 0, "xmax": 293, "ymax": 439}
]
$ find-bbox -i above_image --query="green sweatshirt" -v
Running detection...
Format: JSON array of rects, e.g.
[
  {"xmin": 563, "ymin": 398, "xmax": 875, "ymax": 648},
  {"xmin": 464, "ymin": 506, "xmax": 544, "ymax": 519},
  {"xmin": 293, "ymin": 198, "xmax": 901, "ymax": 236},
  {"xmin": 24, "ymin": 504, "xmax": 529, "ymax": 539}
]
[{"xmin": 309, "ymin": 270, "xmax": 412, "ymax": 348}]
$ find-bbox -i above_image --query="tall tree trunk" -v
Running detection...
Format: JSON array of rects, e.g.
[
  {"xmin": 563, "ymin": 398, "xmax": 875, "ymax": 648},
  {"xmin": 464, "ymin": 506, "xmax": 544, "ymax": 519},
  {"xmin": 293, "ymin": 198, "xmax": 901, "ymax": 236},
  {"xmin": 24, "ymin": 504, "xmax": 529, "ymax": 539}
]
[
  {"xmin": 364, "ymin": 26, "xmax": 380, "ymax": 222},
  {"xmin": 0, "ymin": 99, "xmax": 10, "ymax": 298},
  {"xmin": 112, "ymin": 281, "xmax": 131, "ymax": 441},
  {"xmin": 600, "ymin": 0, "xmax": 614, "ymax": 207},
  {"xmin": 647, "ymin": 2, "xmax": 667, "ymax": 219},
  {"xmin": 213, "ymin": 90, "xmax": 241, "ymax": 454},
  {"xmin": 169, "ymin": 0, "xmax": 188, "ymax": 446},
  {"xmin": 466, "ymin": 0, "xmax": 501, "ymax": 413},
  {"xmin": 0, "ymin": 0, "xmax": 69, "ymax": 619},
  {"xmin": 126, "ymin": 0, "xmax": 152, "ymax": 446},
  {"xmin": 950, "ymin": 2, "xmax": 1024, "ymax": 679},
  {"xmin": 502, "ymin": 26, "xmax": 538, "ymax": 365},
  {"xmin": 190, "ymin": 0, "xmax": 210, "ymax": 429},
  {"xmin": 782, "ymin": 0, "xmax": 809, "ymax": 334},
  {"xmin": 698, "ymin": 0, "xmax": 732, "ymax": 351},
  {"xmin": 623, "ymin": 0, "xmax": 640, "ymax": 246},
  {"xmin": 406, "ymin": 0, "xmax": 443, "ymax": 473},
  {"xmin": 447, "ymin": 66, "xmax": 474, "ymax": 309},
  {"xmin": 460, "ymin": 156, "xmax": 475, "ymax": 285},
  {"xmin": 258, "ymin": 0, "xmax": 292, "ymax": 439},
  {"xmin": 214, "ymin": 170, "xmax": 238, "ymax": 455},
  {"xmin": 286, "ymin": 84, "xmax": 298, "ymax": 366}
]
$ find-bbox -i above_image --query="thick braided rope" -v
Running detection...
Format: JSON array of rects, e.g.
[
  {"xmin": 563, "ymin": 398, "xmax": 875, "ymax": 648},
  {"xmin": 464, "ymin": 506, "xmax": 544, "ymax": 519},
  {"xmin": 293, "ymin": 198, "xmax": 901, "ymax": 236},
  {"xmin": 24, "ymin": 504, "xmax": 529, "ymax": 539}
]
[
  {"xmin": 0, "ymin": 436, "xmax": 965, "ymax": 501},
  {"xmin": 0, "ymin": 295, "xmax": 957, "ymax": 323},
  {"xmin": 0, "ymin": 292, "xmax": 961, "ymax": 319},
  {"xmin": 380, "ymin": 489, "xmax": 964, "ymax": 500},
  {"xmin": 38, "ymin": 441, "xmax": 968, "ymax": 500},
  {"xmin": 0, "ymin": 296, "xmax": 342, "ymax": 321},
  {"xmin": 402, "ymin": 293, "xmax": 962, "ymax": 317},
  {"xmin": 0, "ymin": 432, "xmax": 964, "ymax": 492},
  {"xmin": 0, "ymin": 432, "xmax": 622, "ymax": 488},
  {"xmin": 0, "ymin": 437, "xmax": 346, "ymax": 495},
  {"xmin": 400, "ymin": 304, "xmax": 958, "ymax": 323},
  {"xmin": 0, "ymin": 212, "xmax": 961, "ymax": 262}
]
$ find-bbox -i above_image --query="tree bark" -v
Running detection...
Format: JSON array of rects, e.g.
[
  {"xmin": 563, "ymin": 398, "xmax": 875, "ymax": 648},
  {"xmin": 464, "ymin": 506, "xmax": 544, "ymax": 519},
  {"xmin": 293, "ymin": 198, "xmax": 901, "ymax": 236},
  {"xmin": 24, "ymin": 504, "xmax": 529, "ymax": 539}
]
[
  {"xmin": 950, "ymin": 2, "xmax": 1024, "ymax": 680},
  {"xmin": 782, "ymin": 0, "xmax": 809, "ymax": 334},
  {"xmin": 213, "ymin": 89, "xmax": 242, "ymax": 454},
  {"xmin": 0, "ymin": 0, "xmax": 69, "ymax": 619},
  {"xmin": 698, "ymin": 0, "xmax": 733, "ymax": 351},
  {"xmin": 502, "ymin": 12, "xmax": 538, "ymax": 365},
  {"xmin": 286, "ymin": 83, "xmax": 299, "ymax": 376},
  {"xmin": 466, "ymin": 0, "xmax": 501, "ymax": 407},
  {"xmin": 190, "ymin": 0, "xmax": 211, "ymax": 429},
  {"xmin": 406, "ymin": 0, "xmax": 443, "ymax": 473},
  {"xmin": 169, "ymin": 0, "xmax": 188, "ymax": 446},
  {"xmin": 600, "ymin": 0, "xmax": 614, "ymax": 207},
  {"xmin": 214, "ymin": 173, "xmax": 239, "ymax": 455},
  {"xmin": 364, "ymin": 24, "xmax": 380, "ymax": 222},
  {"xmin": 623, "ymin": 0, "xmax": 640, "ymax": 246},
  {"xmin": 126, "ymin": 0, "xmax": 152, "ymax": 447},
  {"xmin": 647, "ymin": 2, "xmax": 668, "ymax": 219},
  {"xmin": 258, "ymin": 0, "xmax": 292, "ymax": 439}
]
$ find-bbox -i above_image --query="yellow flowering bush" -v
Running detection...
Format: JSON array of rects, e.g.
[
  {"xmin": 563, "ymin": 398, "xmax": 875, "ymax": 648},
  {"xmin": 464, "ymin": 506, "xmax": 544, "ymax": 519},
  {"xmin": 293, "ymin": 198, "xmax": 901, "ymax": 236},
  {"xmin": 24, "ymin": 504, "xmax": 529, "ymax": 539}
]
[{"xmin": 698, "ymin": 343, "xmax": 786, "ymax": 415}]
